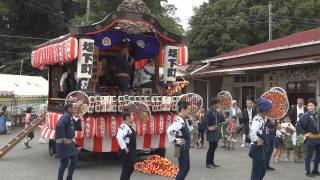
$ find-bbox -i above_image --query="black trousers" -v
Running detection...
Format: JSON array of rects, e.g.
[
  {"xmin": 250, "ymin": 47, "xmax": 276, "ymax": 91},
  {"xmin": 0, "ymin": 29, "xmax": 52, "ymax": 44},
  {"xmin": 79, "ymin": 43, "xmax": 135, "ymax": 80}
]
[
  {"xmin": 305, "ymin": 143, "xmax": 320, "ymax": 173},
  {"xmin": 115, "ymin": 76, "xmax": 130, "ymax": 92},
  {"xmin": 206, "ymin": 141, "xmax": 218, "ymax": 165},
  {"xmin": 176, "ymin": 146, "xmax": 190, "ymax": 180},
  {"xmin": 58, "ymin": 155, "xmax": 77, "ymax": 180},
  {"xmin": 198, "ymin": 129, "xmax": 205, "ymax": 146},
  {"xmin": 120, "ymin": 153, "xmax": 134, "ymax": 180},
  {"xmin": 250, "ymin": 145, "xmax": 266, "ymax": 180},
  {"xmin": 265, "ymin": 139, "xmax": 274, "ymax": 168}
]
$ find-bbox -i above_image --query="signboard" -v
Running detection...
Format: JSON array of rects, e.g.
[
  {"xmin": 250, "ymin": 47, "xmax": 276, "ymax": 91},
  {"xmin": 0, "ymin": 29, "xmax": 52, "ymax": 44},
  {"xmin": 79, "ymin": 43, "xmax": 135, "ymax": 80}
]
[
  {"xmin": 77, "ymin": 38, "xmax": 95, "ymax": 79},
  {"xmin": 303, "ymin": 71, "xmax": 320, "ymax": 80},
  {"xmin": 163, "ymin": 45, "xmax": 178, "ymax": 82}
]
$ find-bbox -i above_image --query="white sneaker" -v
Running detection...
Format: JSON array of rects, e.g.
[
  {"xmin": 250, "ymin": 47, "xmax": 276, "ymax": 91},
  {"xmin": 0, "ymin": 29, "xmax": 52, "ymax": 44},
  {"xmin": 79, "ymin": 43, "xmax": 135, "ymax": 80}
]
[{"xmin": 241, "ymin": 144, "xmax": 245, "ymax": 147}]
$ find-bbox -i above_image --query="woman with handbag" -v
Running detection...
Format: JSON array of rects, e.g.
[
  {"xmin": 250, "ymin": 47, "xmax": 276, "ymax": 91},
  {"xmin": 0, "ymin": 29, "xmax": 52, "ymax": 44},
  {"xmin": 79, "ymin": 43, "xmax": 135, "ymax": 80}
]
[{"xmin": 167, "ymin": 100, "xmax": 191, "ymax": 180}]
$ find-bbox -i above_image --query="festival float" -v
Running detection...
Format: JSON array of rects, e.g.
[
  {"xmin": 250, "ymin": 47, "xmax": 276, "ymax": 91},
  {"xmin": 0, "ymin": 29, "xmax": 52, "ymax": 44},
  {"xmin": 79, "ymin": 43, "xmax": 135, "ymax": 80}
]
[{"xmin": 31, "ymin": 0, "xmax": 190, "ymax": 158}]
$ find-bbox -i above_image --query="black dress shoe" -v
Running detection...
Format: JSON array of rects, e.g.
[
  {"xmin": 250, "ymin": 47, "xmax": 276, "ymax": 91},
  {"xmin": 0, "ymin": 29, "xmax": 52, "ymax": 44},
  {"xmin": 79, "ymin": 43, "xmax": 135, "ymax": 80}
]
[
  {"xmin": 267, "ymin": 167, "xmax": 275, "ymax": 171},
  {"xmin": 212, "ymin": 164, "xmax": 220, "ymax": 167},
  {"xmin": 311, "ymin": 171, "xmax": 320, "ymax": 176},
  {"xmin": 206, "ymin": 165, "xmax": 215, "ymax": 169},
  {"xmin": 306, "ymin": 172, "xmax": 315, "ymax": 177}
]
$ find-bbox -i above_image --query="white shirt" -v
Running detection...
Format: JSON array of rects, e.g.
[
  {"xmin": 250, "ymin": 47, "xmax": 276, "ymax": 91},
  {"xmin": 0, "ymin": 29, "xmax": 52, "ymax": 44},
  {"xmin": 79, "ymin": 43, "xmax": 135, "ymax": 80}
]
[
  {"xmin": 248, "ymin": 108, "xmax": 253, "ymax": 124},
  {"xmin": 60, "ymin": 72, "xmax": 78, "ymax": 87},
  {"xmin": 249, "ymin": 114, "xmax": 266, "ymax": 142},
  {"xmin": 60, "ymin": 72, "xmax": 69, "ymax": 87},
  {"xmin": 140, "ymin": 64, "xmax": 155, "ymax": 85},
  {"xmin": 167, "ymin": 116, "xmax": 191, "ymax": 143},
  {"xmin": 297, "ymin": 106, "xmax": 305, "ymax": 122},
  {"xmin": 116, "ymin": 123, "xmax": 134, "ymax": 150}
]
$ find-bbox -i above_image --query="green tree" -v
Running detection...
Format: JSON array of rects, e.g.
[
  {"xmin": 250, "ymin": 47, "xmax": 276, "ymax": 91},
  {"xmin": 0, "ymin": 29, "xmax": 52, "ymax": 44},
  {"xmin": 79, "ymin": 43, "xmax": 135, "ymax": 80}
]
[{"xmin": 188, "ymin": 0, "xmax": 320, "ymax": 60}]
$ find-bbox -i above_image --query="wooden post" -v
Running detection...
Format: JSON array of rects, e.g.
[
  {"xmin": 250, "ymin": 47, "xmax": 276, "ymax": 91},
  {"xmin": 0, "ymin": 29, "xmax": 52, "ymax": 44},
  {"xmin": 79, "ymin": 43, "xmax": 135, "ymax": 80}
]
[{"xmin": 154, "ymin": 54, "xmax": 160, "ymax": 93}]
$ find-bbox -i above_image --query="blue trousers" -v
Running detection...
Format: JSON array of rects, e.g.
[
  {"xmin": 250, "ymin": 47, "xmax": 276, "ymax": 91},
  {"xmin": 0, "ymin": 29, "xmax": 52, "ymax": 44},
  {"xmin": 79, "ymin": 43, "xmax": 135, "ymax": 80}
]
[
  {"xmin": 58, "ymin": 155, "xmax": 77, "ymax": 180},
  {"xmin": 265, "ymin": 139, "xmax": 274, "ymax": 168},
  {"xmin": 305, "ymin": 143, "xmax": 320, "ymax": 173},
  {"xmin": 176, "ymin": 146, "xmax": 190, "ymax": 180},
  {"xmin": 250, "ymin": 145, "xmax": 266, "ymax": 180}
]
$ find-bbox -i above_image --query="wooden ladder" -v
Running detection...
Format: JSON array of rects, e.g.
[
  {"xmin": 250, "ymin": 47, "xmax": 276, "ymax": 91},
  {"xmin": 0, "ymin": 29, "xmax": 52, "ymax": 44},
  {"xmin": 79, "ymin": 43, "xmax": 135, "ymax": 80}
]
[{"xmin": 0, "ymin": 113, "xmax": 46, "ymax": 159}]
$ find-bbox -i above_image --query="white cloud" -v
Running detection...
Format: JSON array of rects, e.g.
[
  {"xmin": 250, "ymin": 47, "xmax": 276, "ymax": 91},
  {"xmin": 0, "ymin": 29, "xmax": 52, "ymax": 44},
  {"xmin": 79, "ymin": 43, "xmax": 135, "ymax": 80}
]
[{"xmin": 167, "ymin": 0, "xmax": 208, "ymax": 30}]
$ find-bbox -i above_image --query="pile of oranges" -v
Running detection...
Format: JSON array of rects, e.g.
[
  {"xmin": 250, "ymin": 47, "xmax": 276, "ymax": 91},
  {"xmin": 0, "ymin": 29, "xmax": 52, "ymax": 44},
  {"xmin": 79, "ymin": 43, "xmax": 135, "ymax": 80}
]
[{"xmin": 135, "ymin": 155, "xmax": 178, "ymax": 178}]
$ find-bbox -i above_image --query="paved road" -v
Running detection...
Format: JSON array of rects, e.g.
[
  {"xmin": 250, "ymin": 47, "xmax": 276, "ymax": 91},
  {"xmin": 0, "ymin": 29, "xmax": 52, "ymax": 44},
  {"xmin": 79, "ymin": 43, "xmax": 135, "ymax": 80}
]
[{"xmin": 0, "ymin": 128, "xmax": 313, "ymax": 180}]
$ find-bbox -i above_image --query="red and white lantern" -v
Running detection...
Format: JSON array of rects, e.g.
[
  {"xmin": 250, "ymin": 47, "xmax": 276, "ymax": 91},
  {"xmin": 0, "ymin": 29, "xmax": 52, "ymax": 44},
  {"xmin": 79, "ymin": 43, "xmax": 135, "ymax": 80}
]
[
  {"xmin": 177, "ymin": 46, "xmax": 188, "ymax": 65},
  {"xmin": 31, "ymin": 37, "xmax": 78, "ymax": 68}
]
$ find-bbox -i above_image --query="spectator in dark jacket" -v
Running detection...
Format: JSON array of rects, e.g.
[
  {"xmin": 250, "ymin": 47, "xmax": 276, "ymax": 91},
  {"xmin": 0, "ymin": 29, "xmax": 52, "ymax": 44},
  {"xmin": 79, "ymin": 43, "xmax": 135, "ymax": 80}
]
[
  {"xmin": 241, "ymin": 99, "xmax": 257, "ymax": 147},
  {"xmin": 288, "ymin": 97, "xmax": 307, "ymax": 126},
  {"xmin": 296, "ymin": 99, "xmax": 320, "ymax": 177},
  {"xmin": 205, "ymin": 97, "xmax": 224, "ymax": 169}
]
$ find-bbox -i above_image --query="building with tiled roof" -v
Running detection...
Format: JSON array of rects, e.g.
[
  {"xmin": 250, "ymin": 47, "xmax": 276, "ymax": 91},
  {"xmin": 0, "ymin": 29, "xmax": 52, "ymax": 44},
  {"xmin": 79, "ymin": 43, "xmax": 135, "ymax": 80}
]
[{"xmin": 186, "ymin": 28, "xmax": 320, "ymax": 108}]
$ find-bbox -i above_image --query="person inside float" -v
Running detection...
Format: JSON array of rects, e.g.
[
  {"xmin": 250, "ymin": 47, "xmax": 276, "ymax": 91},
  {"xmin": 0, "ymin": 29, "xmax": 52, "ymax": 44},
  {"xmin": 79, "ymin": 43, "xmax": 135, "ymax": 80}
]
[
  {"xmin": 59, "ymin": 64, "xmax": 78, "ymax": 98},
  {"xmin": 98, "ymin": 56, "xmax": 115, "ymax": 88},
  {"xmin": 112, "ymin": 38, "xmax": 134, "ymax": 93},
  {"xmin": 139, "ymin": 59, "xmax": 155, "ymax": 88}
]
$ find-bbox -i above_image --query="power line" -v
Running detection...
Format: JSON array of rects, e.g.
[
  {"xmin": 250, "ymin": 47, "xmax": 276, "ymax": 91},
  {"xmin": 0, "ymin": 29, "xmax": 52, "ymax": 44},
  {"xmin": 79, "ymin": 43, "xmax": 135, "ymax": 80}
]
[
  {"xmin": 34, "ymin": 27, "xmax": 61, "ymax": 38},
  {"xmin": 0, "ymin": 50, "xmax": 30, "ymax": 54},
  {"xmin": 0, "ymin": 34, "xmax": 49, "ymax": 40},
  {"xmin": 16, "ymin": 0, "xmax": 72, "ymax": 21}
]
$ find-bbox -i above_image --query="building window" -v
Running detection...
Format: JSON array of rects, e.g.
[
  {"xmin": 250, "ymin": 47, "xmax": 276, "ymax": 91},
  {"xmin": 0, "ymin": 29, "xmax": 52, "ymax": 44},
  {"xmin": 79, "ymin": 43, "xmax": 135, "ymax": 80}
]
[
  {"xmin": 248, "ymin": 75, "xmax": 255, "ymax": 82},
  {"xmin": 308, "ymin": 82, "xmax": 316, "ymax": 91},
  {"xmin": 240, "ymin": 76, "xmax": 248, "ymax": 83},
  {"xmin": 234, "ymin": 74, "xmax": 262, "ymax": 83},
  {"xmin": 286, "ymin": 81, "xmax": 316, "ymax": 93},
  {"xmin": 287, "ymin": 83, "xmax": 295, "ymax": 91},
  {"xmin": 256, "ymin": 75, "xmax": 262, "ymax": 81},
  {"xmin": 234, "ymin": 76, "xmax": 240, "ymax": 83},
  {"xmin": 296, "ymin": 83, "xmax": 302, "ymax": 90}
]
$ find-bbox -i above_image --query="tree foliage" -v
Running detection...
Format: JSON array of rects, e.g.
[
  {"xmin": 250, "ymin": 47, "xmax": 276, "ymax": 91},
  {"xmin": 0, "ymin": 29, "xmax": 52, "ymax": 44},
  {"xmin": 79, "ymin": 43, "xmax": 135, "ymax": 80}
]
[{"xmin": 188, "ymin": 0, "xmax": 320, "ymax": 60}]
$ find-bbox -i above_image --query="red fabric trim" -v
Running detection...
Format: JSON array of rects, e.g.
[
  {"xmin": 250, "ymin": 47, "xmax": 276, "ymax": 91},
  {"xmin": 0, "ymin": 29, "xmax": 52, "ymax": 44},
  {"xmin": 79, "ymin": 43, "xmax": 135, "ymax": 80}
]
[
  {"xmin": 143, "ymin": 134, "xmax": 151, "ymax": 149},
  {"xmin": 154, "ymin": 114, "xmax": 160, "ymax": 134},
  {"xmin": 96, "ymin": 116, "xmax": 102, "ymax": 137},
  {"xmin": 159, "ymin": 134, "xmax": 166, "ymax": 148},
  {"xmin": 93, "ymin": 136, "xmax": 103, "ymax": 152}
]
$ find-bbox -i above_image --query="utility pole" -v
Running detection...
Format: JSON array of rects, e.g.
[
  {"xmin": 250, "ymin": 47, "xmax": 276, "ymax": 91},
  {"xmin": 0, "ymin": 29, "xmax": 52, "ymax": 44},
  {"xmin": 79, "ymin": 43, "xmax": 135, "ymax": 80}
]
[
  {"xmin": 86, "ymin": 0, "xmax": 91, "ymax": 24},
  {"xmin": 20, "ymin": 59, "xmax": 23, "ymax": 75},
  {"xmin": 268, "ymin": 1, "xmax": 272, "ymax": 41}
]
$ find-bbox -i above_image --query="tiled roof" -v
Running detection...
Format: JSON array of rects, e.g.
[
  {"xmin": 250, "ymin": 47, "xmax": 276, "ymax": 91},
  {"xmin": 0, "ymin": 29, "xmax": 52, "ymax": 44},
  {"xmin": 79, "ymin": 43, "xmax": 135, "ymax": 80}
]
[{"xmin": 206, "ymin": 28, "xmax": 320, "ymax": 62}]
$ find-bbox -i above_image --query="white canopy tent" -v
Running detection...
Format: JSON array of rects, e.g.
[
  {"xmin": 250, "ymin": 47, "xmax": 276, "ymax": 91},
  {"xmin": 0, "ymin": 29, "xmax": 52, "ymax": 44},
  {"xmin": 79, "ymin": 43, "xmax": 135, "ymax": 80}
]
[{"xmin": 0, "ymin": 74, "xmax": 48, "ymax": 97}]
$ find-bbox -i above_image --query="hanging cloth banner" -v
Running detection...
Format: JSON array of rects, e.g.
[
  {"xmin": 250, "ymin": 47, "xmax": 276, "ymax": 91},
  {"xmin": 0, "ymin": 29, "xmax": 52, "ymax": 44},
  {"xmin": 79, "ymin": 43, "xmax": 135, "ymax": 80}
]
[
  {"xmin": 77, "ymin": 38, "xmax": 95, "ymax": 79},
  {"xmin": 31, "ymin": 37, "xmax": 78, "ymax": 68},
  {"xmin": 163, "ymin": 46, "xmax": 178, "ymax": 82}
]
